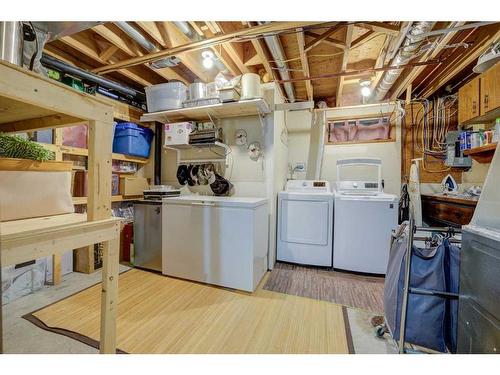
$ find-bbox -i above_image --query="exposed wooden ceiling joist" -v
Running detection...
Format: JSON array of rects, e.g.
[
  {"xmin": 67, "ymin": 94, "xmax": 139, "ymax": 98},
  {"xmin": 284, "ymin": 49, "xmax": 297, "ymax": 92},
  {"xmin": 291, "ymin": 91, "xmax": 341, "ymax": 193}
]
[
  {"xmin": 304, "ymin": 31, "xmax": 346, "ymax": 50},
  {"xmin": 214, "ymin": 23, "xmax": 251, "ymax": 74},
  {"xmin": 390, "ymin": 22, "xmax": 466, "ymax": 100},
  {"xmin": 358, "ymin": 22, "xmax": 400, "ymax": 35},
  {"xmin": 304, "ymin": 23, "xmax": 342, "ymax": 52},
  {"xmin": 91, "ymin": 23, "xmax": 189, "ymax": 84},
  {"xmin": 92, "ymin": 22, "xmax": 328, "ymax": 75},
  {"xmin": 58, "ymin": 34, "xmax": 156, "ymax": 87},
  {"xmin": 296, "ymin": 29, "xmax": 313, "ymax": 101},
  {"xmin": 417, "ymin": 26, "xmax": 500, "ymax": 98},
  {"xmin": 351, "ymin": 30, "xmax": 376, "ymax": 48},
  {"xmin": 157, "ymin": 22, "xmax": 211, "ymax": 82},
  {"xmin": 336, "ymin": 24, "xmax": 354, "ymax": 106}
]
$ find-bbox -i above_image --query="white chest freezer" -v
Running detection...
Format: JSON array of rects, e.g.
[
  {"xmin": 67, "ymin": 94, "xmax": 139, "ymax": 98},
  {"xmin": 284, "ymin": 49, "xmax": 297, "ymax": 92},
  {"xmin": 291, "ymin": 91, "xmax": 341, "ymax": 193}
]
[{"xmin": 161, "ymin": 195, "xmax": 268, "ymax": 292}]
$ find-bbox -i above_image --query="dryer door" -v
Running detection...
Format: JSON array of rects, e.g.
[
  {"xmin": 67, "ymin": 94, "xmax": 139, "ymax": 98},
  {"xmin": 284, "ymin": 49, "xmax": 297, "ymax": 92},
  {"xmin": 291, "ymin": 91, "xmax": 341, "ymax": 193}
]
[
  {"xmin": 280, "ymin": 198, "xmax": 330, "ymax": 245},
  {"xmin": 277, "ymin": 194, "xmax": 333, "ymax": 267}
]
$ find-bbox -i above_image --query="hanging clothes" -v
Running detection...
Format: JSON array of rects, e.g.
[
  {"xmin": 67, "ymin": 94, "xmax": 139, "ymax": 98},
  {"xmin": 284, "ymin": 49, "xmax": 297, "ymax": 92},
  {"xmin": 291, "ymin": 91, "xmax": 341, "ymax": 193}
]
[{"xmin": 408, "ymin": 161, "xmax": 423, "ymax": 226}]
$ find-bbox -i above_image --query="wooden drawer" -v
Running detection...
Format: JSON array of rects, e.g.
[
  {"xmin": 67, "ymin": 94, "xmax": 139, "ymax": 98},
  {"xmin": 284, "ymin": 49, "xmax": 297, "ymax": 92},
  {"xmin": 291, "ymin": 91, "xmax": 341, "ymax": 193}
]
[{"xmin": 421, "ymin": 195, "xmax": 476, "ymax": 227}]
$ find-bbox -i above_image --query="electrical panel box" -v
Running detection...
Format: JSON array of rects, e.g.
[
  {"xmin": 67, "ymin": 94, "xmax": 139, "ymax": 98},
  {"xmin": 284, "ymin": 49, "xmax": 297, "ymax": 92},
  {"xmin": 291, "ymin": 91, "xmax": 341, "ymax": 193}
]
[{"xmin": 445, "ymin": 131, "xmax": 472, "ymax": 168}]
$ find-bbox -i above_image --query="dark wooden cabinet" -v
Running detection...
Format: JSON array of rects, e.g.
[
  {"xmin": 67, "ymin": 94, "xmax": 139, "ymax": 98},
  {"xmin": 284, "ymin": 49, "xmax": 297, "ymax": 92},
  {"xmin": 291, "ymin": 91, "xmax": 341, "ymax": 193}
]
[{"xmin": 421, "ymin": 194, "xmax": 478, "ymax": 227}]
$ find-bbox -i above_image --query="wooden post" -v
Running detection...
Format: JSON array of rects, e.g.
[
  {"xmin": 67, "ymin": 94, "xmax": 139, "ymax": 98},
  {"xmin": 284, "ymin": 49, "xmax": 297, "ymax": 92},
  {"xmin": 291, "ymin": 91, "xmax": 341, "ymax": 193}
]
[
  {"xmin": 87, "ymin": 119, "xmax": 113, "ymax": 221},
  {"xmin": 99, "ymin": 236, "xmax": 119, "ymax": 353},
  {"xmin": 87, "ymin": 119, "xmax": 116, "ymax": 353},
  {"xmin": 405, "ymin": 84, "xmax": 412, "ymax": 105},
  {"xmin": 51, "ymin": 128, "xmax": 64, "ymax": 284}
]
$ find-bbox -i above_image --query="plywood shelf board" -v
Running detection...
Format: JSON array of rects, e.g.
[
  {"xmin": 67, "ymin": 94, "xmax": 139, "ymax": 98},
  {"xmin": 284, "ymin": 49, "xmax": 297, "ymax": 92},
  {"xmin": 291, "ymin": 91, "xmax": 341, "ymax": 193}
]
[
  {"xmin": 73, "ymin": 195, "xmax": 140, "ymax": 205},
  {"xmin": 140, "ymin": 98, "xmax": 271, "ymax": 123},
  {"xmin": 463, "ymin": 142, "xmax": 497, "ymax": 163},
  {"xmin": 0, "ymin": 60, "xmax": 113, "ymax": 127},
  {"xmin": 52, "ymin": 144, "xmax": 149, "ymax": 164}
]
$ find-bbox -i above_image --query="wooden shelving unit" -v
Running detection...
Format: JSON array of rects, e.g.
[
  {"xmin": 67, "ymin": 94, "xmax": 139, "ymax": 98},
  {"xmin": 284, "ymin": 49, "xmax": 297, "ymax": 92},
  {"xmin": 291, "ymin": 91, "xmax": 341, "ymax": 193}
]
[
  {"xmin": 463, "ymin": 142, "xmax": 498, "ymax": 163},
  {"xmin": 140, "ymin": 98, "xmax": 271, "ymax": 122},
  {"xmin": 73, "ymin": 195, "xmax": 141, "ymax": 205},
  {"xmin": 0, "ymin": 60, "xmax": 119, "ymax": 354}
]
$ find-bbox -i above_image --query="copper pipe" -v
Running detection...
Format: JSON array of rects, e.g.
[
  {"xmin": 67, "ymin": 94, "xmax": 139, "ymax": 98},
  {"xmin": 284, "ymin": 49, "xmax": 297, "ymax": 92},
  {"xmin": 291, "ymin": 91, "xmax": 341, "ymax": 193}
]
[{"xmin": 276, "ymin": 59, "xmax": 443, "ymax": 84}]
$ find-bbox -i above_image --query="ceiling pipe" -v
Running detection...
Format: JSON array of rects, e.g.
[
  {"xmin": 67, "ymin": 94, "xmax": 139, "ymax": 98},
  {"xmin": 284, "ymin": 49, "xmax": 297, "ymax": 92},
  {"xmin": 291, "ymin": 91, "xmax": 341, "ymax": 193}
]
[
  {"xmin": 257, "ymin": 21, "xmax": 296, "ymax": 103},
  {"xmin": 372, "ymin": 21, "xmax": 435, "ymax": 102},
  {"xmin": 40, "ymin": 53, "xmax": 145, "ymax": 99},
  {"xmin": 115, "ymin": 21, "xmax": 180, "ymax": 70}
]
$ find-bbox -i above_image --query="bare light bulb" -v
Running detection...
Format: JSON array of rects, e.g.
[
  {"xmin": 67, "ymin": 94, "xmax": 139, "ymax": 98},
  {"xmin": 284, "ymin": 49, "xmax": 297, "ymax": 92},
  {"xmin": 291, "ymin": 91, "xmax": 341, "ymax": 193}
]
[
  {"xmin": 361, "ymin": 86, "xmax": 371, "ymax": 97},
  {"xmin": 203, "ymin": 57, "xmax": 214, "ymax": 69}
]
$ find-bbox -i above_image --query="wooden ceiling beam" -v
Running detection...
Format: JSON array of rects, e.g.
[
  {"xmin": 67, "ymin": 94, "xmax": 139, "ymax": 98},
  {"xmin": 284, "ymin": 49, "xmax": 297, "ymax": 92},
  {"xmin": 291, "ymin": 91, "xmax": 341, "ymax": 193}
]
[
  {"xmin": 92, "ymin": 22, "xmax": 327, "ymax": 75},
  {"xmin": 91, "ymin": 24, "xmax": 189, "ymax": 84},
  {"xmin": 58, "ymin": 35, "xmax": 156, "ymax": 87},
  {"xmin": 357, "ymin": 22, "xmax": 400, "ymax": 35},
  {"xmin": 417, "ymin": 27, "xmax": 500, "ymax": 98},
  {"xmin": 296, "ymin": 29, "xmax": 313, "ymax": 101},
  {"xmin": 161, "ymin": 22, "xmax": 211, "ymax": 82},
  {"xmin": 304, "ymin": 24, "xmax": 343, "ymax": 52},
  {"xmin": 214, "ymin": 22, "xmax": 250, "ymax": 74},
  {"xmin": 351, "ymin": 30, "xmax": 376, "ymax": 48},
  {"xmin": 371, "ymin": 34, "xmax": 391, "ymax": 89},
  {"xmin": 98, "ymin": 45, "xmax": 119, "ymax": 61},
  {"xmin": 304, "ymin": 30, "xmax": 345, "ymax": 50},
  {"xmin": 247, "ymin": 34, "xmax": 286, "ymax": 98},
  {"xmin": 390, "ymin": 22, "xmax": 466, "ymax": 100},
  {"xmin": 336, "ymin": 24, "xmax": 354, "ymax": 107}
]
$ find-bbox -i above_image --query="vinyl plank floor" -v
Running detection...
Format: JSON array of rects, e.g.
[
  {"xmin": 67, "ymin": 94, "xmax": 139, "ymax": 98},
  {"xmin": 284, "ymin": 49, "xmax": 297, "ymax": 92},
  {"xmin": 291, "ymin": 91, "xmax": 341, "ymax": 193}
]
[{"xmin": 264, "ymin": 262, "xmax": 385, "ymax": 314}]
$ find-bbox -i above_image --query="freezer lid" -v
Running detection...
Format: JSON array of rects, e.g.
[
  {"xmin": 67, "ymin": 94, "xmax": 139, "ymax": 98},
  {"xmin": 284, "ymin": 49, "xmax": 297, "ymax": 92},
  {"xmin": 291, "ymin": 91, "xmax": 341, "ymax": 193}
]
[{"xmin": 162, "ymin": 195, "xmax": 268, "ymax": 208}]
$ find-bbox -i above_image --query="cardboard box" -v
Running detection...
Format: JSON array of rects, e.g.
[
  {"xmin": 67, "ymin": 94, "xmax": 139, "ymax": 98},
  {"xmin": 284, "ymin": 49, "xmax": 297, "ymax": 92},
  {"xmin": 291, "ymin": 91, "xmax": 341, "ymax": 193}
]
[{"xmin": 119, "ymin": 175, "xmax": 149, "ymax": 196}]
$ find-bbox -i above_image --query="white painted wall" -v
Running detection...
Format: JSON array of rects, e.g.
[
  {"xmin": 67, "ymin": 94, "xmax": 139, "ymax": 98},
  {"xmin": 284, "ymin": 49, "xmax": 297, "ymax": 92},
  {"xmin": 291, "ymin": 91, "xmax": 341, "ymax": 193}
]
[
  {"xmin": 286, "ymin": 110, "xmax": 313, "ymax": 180},
  {"xmin": 160, "ymin": 83, "xmax": 287, "ymax": 269},
  {"xmin": 286, "ymin": 103, "xmax": 402, "ymax": 196}
]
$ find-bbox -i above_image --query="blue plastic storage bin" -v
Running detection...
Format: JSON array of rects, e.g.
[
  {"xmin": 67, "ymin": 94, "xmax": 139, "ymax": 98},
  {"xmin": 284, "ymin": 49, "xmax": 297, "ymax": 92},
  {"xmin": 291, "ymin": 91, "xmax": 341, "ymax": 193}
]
[{"xmin": 112, "ymin": 122, "xmax": 154, "ymax": 158}]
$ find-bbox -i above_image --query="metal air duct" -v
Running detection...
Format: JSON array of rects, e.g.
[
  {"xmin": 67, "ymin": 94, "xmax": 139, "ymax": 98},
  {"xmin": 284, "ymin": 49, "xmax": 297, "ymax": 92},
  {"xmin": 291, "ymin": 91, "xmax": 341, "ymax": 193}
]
[
  {"xmin": 372, "ymin": 21, "xmax": 435, "ymax": 102},
  {"xmin": 257, "ymin": 21, "xmax": 295, "ymax": 102},
  {"xmin": 115, "ymin": 21, "xmax": 181, "ymax": 70}
]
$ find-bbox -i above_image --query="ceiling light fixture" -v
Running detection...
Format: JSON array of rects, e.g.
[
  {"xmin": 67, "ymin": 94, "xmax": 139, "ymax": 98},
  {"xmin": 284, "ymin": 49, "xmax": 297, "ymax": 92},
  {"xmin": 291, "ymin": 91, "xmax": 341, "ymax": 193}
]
[
  {"xmin": 473, "ymin": 41, "xmax": 500, "ymax": 73},
  {"xmin": 359, "ymin": 79, "xmax": 372, "ymax": 97},
  {"xmin": 202, "ymin": 50, "xmax": 215, "ymax": 69}
]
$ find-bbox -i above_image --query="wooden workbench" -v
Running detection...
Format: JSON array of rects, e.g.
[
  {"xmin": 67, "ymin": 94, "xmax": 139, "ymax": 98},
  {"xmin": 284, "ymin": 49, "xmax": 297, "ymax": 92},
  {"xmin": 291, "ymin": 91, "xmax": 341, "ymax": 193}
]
[{"xmin": 0, "ymin": 60, "xmax": 120, "ymax": 354}]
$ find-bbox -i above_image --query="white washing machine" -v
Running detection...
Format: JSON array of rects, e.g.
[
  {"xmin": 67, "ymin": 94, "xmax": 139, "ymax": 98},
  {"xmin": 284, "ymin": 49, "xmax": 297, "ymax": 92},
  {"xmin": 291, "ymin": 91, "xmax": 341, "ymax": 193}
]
[
  {"xmin": 277, "ymin": 180, "xmax": 334, "ymax": 267},
  {"xmin": 333, "ymin": 158, "xmax": 398, "ymax": 274}
]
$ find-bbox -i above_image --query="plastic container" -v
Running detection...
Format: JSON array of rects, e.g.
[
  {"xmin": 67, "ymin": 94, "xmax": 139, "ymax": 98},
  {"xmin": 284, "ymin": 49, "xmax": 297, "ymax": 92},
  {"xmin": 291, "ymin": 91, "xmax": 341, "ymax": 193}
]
[
  {"xmin": 145, "ymin": 82, "xmax": 187, "ymax": 112},
  {"xmin": 112, "ymin": 122, "xmax": 154, "ymax": 158},
  {"xmin": 493, "ymin": 118, "xmax": 500, "ymax": 143},
  {"xmin": 63, "ymin": 124, "xmax": 88, "ymax": 148}
]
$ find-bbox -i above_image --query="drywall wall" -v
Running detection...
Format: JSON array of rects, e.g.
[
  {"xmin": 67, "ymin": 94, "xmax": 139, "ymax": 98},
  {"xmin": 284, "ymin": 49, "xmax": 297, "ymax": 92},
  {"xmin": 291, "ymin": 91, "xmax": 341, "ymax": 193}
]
[
  {"xmin": 160, "ymin": 83, "xmax": 287, "ymax": 270},
  {"xmin": 266, "ymin": 86, "xmax": 289, "ymax": 269},
  {"xmin": 286, "ymin": 110, "xmax": 313, "ymax": 180},
  {"xmin": 286, "ymin": 103, "xmax": 401, "ymax": 196}
]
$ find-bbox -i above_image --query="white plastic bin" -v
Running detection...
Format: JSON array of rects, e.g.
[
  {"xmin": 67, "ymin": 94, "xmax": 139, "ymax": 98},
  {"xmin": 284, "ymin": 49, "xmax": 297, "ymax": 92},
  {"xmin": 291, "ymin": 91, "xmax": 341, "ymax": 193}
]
[{"xmin": 145, "ymin": 82, "xmax": 187, "ymax": 112}]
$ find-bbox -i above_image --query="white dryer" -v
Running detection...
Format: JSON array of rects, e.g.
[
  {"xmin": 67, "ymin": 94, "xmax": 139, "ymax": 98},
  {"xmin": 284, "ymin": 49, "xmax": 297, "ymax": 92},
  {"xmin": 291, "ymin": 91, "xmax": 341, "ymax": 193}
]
[
  {"xmin": 333, "ymin": 158, "xmax": 398, "ymax": 274},
  {"xmin": 277, "ymin": 180, "xmax": 334, "ymax": 267}
]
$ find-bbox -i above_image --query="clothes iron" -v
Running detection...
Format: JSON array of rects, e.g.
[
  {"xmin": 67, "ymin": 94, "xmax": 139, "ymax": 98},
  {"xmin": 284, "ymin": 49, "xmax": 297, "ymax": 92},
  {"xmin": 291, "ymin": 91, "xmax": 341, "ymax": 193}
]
[{"xmin": 441, "ymin": 174, "xmax": 458, "ymax": 194}]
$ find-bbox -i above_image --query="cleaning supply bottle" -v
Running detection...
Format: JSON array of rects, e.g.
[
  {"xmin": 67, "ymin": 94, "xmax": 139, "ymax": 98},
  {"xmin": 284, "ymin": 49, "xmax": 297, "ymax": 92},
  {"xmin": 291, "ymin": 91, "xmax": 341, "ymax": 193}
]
[{"xmin": 494, "ymin": 118, "xmax": 500, "ymax": 143}]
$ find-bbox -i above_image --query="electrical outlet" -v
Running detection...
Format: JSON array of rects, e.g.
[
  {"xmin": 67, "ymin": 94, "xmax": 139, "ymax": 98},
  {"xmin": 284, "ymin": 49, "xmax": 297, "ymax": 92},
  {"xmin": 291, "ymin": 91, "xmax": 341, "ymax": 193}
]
[{"xmin": 294, "ymin": 162, "xmax": 306, "ymax": 172}]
